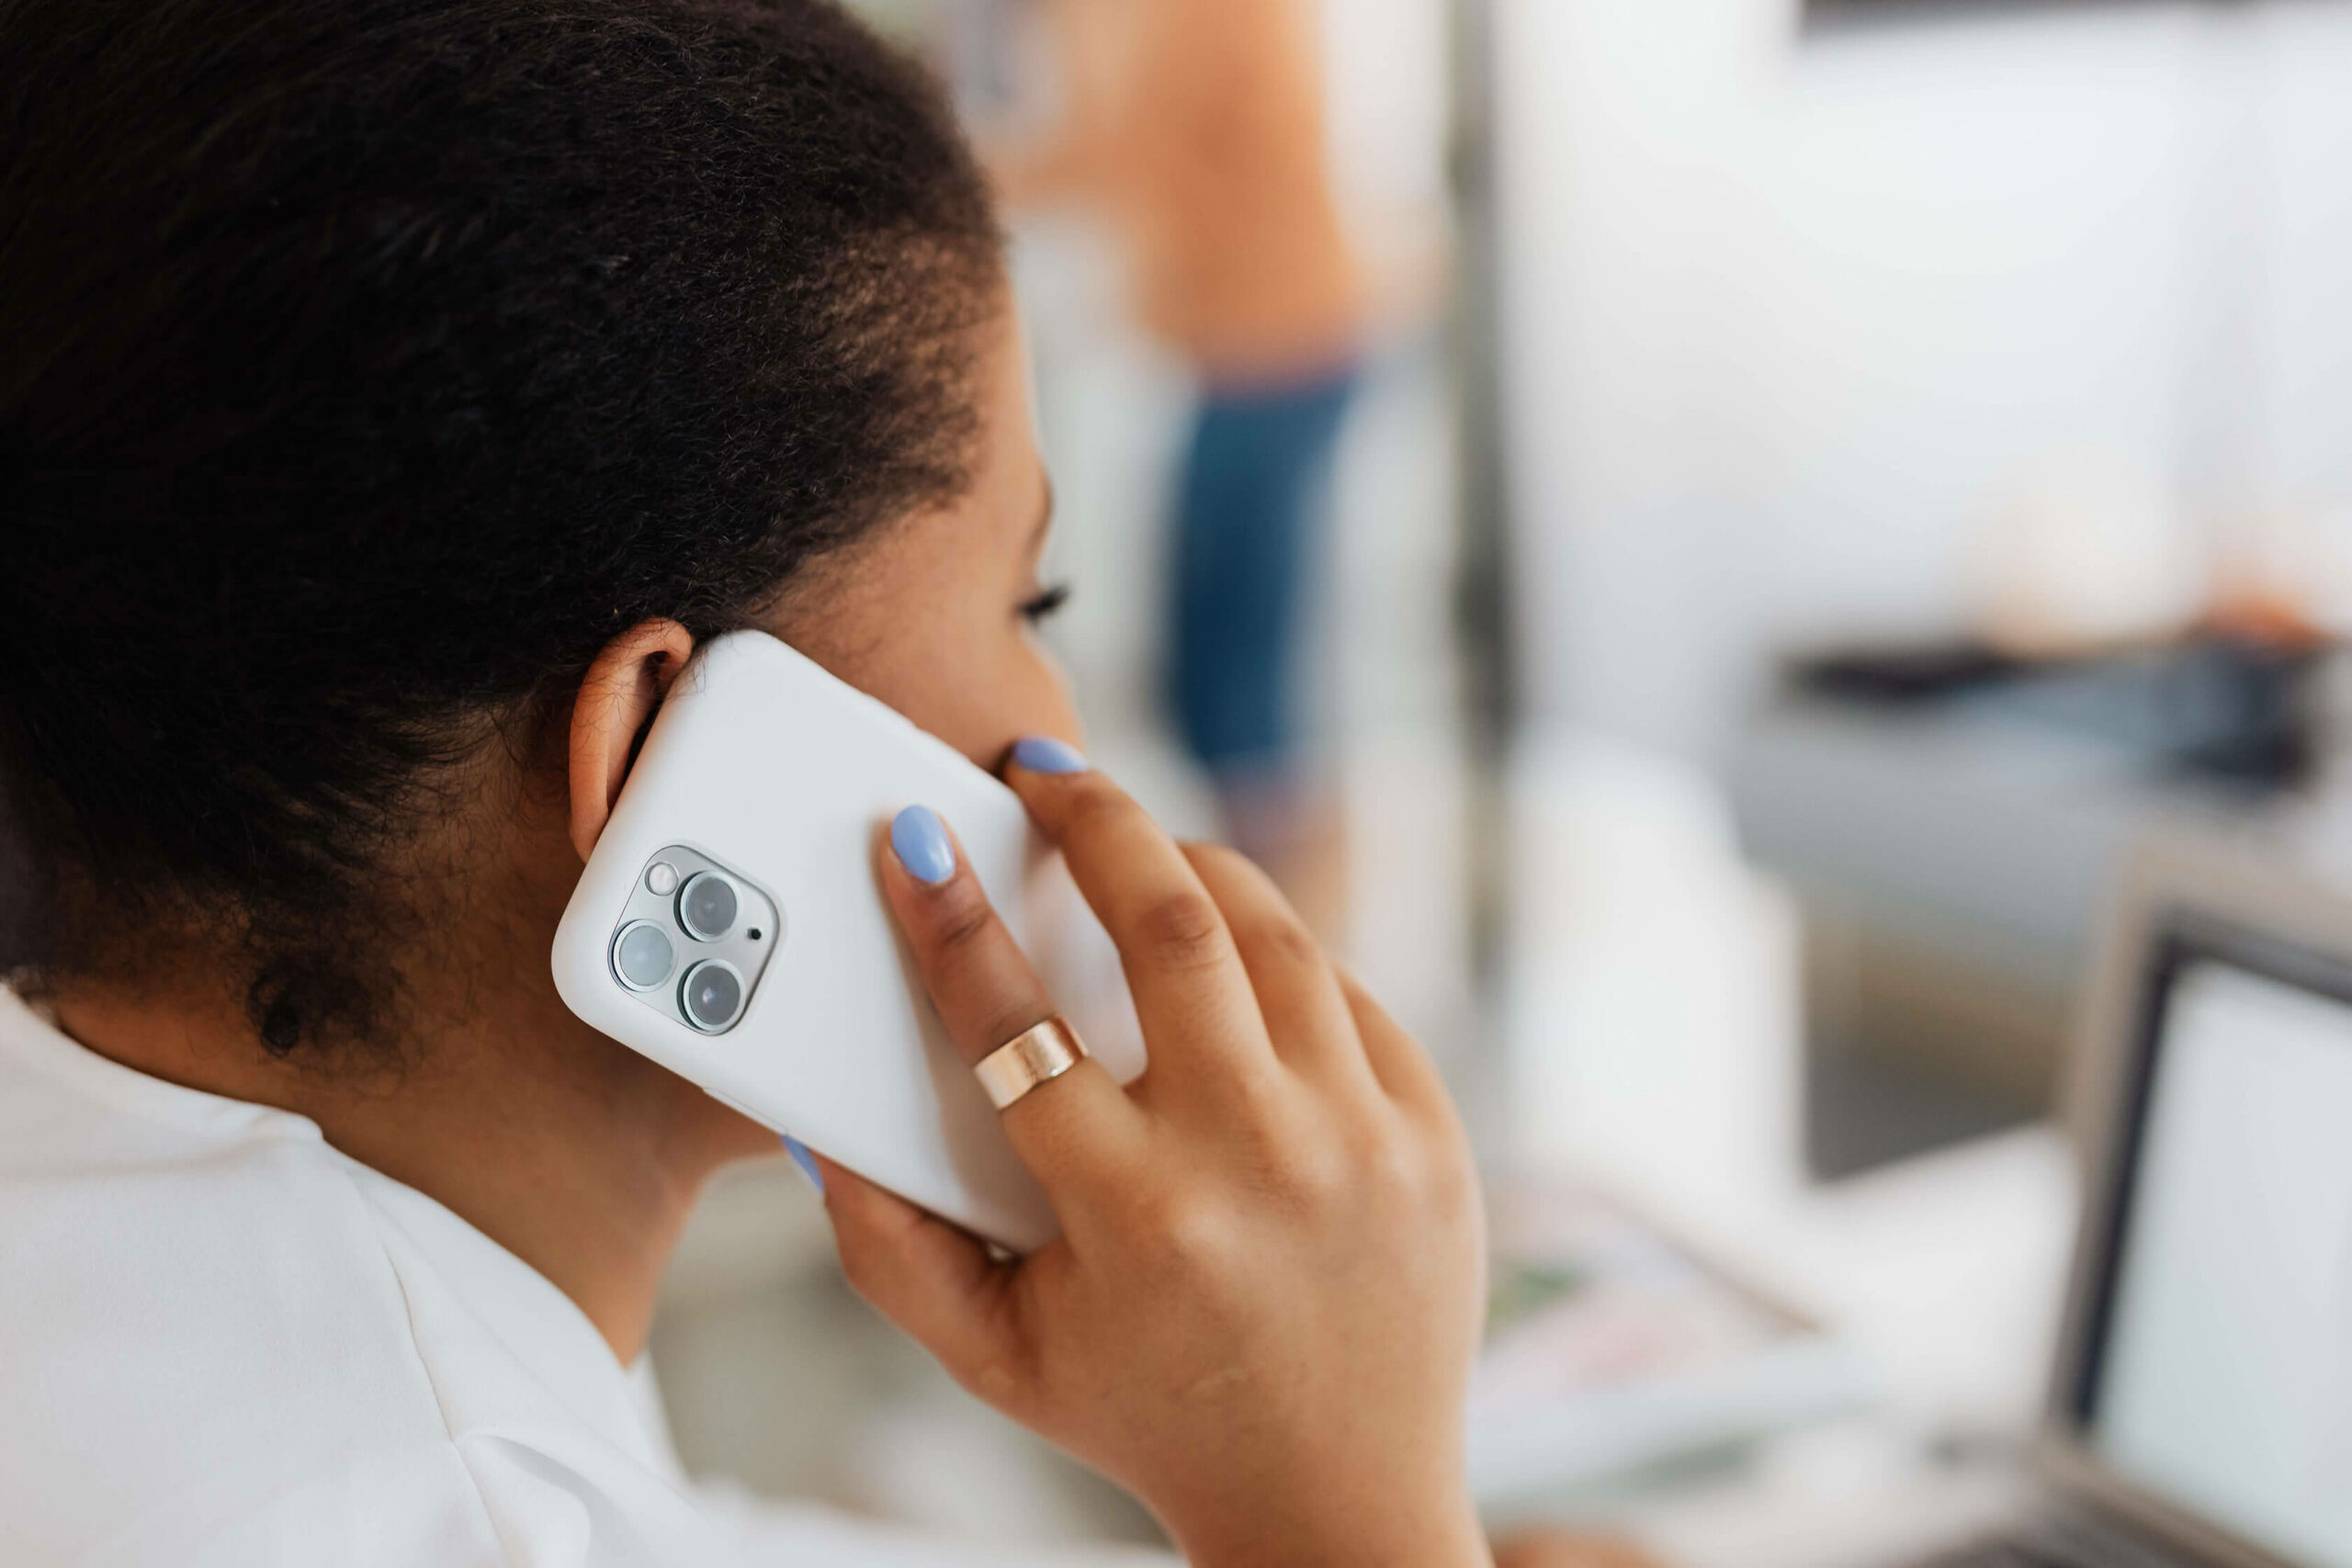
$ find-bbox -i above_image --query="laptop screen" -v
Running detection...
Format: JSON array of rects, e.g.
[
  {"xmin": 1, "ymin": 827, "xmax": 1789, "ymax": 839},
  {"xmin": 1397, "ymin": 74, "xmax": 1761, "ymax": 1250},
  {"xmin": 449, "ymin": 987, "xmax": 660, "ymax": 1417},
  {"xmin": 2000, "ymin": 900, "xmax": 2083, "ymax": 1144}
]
[{"xmin": 2073, "ymin": 931, "xmax": 2352, "ymax": 1567}]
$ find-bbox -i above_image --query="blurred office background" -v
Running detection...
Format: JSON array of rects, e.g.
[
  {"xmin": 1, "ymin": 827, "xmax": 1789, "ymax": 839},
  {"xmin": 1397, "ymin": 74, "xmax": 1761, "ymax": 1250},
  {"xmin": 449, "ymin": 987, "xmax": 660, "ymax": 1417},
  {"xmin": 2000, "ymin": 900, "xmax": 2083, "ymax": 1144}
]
[{"xmin": 648, "ymin": 2, "xmax": 2352, "ymax": 1562}]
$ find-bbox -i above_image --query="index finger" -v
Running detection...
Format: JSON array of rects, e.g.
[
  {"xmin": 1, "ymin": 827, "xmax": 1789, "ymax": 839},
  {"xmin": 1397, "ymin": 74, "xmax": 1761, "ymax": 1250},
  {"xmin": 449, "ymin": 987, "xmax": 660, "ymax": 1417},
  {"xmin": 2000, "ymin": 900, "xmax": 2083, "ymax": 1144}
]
[{"xmin": 1002, "ymin": 743, "xmax": 1277, "ymax": 1092}]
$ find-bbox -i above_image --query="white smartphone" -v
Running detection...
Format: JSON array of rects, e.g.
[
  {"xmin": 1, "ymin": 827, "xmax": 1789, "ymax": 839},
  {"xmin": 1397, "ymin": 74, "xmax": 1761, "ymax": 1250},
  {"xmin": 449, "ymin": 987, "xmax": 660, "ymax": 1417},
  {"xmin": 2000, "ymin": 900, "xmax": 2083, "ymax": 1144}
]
[{"xmin": 550, "ymin": 629, "xmax": 1140, "ymax": 1251}]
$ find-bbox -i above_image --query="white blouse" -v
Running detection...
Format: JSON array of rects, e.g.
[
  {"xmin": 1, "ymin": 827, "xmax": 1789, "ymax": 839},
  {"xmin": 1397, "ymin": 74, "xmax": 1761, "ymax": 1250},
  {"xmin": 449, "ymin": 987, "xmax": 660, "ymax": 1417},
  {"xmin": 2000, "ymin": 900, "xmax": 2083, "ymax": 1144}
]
[{"xmin": 0, "ymin": 990, "xmax": 1173, "ymax": 1567}]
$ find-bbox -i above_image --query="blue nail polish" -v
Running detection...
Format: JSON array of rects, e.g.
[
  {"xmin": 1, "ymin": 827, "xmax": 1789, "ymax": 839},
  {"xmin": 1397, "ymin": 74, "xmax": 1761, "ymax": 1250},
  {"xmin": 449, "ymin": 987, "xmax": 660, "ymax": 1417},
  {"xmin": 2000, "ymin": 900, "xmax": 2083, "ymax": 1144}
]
[
  {"xmin": 889, "ymin": 804, "xmax": 956, "ymax": 885},
  {"xmin": 1012, "ymin": 736, "xmax": 1088, "ymax": 774},
  {"xmin": 783, "ymin": 1136, "xmax": 825, "ymax": 1195}
]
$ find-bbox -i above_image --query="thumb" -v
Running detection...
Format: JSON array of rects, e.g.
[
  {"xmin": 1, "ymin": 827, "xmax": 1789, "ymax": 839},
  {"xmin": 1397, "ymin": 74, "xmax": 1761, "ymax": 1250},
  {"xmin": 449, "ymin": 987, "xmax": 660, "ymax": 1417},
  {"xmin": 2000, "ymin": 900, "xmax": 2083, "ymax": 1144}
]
[{"xmin": 813, "ymin": 1156, "xmax": 1030, "ymax": 1401}]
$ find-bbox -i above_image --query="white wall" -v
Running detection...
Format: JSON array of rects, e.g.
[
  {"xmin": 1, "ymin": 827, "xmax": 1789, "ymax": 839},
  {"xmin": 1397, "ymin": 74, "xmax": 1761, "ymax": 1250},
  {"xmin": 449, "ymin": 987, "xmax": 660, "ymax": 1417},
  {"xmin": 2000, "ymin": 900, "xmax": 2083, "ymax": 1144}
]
[{"xmin": 1494, "ymin": 0, "xmax": 2352, "ymax": 761}]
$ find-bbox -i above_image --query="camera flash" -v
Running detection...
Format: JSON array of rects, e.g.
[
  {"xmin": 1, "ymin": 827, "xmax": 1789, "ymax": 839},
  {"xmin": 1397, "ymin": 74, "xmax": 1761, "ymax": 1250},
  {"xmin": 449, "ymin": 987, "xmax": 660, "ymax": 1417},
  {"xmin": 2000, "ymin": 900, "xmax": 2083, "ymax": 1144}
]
[{"xmin": 645, "ymin": 862, "xmax": 680, "ymax": 897}]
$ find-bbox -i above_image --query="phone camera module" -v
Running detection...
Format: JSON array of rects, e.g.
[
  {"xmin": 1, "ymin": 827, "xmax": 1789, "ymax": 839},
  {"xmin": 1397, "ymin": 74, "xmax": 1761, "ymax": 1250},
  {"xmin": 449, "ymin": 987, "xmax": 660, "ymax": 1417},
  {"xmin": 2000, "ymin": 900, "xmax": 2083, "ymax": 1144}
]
[
  {"xmin": 680, "ymin": 960, "xmax": 745, "ymax": 1032},
  {"xmin": 615, "ymin": 850, "xmax": 773, "ymax": 1033},
  {"xmin": 677, "ymin": 872, "xmax": 739, "ymax": 942},
  {"xmin": 611, "ymin": 921, "xmax": 676, "ymax": 991}
]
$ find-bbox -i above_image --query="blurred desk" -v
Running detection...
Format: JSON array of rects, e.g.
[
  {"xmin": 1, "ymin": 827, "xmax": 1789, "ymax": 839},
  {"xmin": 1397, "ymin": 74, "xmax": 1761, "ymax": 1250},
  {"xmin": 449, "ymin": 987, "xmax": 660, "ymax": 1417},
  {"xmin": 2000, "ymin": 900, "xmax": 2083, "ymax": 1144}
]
[
  {"xmin": 1497, "ymin": 729, "xmax": 2082, "ymax": 1562},
  {"xmin": 1606, "ymin": 1416, "xmax": 2030, "ymax": 1568}
]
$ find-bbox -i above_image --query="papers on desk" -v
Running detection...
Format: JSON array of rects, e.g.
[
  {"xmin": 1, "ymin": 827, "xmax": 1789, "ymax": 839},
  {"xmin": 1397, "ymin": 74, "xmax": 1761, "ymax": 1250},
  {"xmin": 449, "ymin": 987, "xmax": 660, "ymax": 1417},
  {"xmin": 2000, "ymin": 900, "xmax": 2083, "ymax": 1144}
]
[{"xmin": 1469, "ymin": 1179, "xmax": 1878, "ymax": 1502}]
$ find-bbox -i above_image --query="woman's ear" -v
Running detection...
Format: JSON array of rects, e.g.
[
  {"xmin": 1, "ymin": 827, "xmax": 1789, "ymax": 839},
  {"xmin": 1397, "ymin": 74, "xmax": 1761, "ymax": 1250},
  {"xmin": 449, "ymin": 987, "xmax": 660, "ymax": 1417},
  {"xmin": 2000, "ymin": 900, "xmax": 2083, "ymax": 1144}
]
[{"xmin": 569, "ymin": 618, "xmax": 696, "ymax": 863}]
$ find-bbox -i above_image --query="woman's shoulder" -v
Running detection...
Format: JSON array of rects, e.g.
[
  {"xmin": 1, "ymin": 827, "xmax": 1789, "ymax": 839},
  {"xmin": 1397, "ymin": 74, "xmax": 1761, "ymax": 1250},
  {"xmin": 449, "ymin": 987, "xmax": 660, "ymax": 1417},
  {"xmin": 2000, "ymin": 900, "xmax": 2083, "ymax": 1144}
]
[
  {"xmin": 0, "ymin": 1001, "xmax": 461, "ymax": 1553},
  {"xmin": 0, "ymin": 996, "xmax": 725, "ymax": 1566},
  {"xmin": 0, "ymin": 998, "xmax": 1122, "ymax": 1568}
]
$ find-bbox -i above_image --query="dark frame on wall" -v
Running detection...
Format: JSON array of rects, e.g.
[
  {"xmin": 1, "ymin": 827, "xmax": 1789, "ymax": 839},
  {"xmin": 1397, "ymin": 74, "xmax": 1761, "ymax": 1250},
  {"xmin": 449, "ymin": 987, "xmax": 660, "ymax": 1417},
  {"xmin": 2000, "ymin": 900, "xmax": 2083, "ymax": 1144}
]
[
  {"xmin": 1805, "ymin": 0, "xmax": 2247, "ymax": 31},
  {"xmin": 1448, "ymin": 0, "xmax": 1518, "ymax": 1000}
]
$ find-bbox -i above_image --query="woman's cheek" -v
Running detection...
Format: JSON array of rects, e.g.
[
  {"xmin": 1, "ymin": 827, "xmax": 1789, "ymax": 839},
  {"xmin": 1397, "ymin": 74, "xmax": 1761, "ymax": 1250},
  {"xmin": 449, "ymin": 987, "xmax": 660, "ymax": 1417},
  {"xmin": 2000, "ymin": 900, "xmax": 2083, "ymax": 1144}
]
[
  {"xmin": 907, "ymin": 630, "xmax": 1079, "ymax": 770},
  {"xmin": 1012, "ymin": 636, "xmax": 1084, "ymax": 748}
]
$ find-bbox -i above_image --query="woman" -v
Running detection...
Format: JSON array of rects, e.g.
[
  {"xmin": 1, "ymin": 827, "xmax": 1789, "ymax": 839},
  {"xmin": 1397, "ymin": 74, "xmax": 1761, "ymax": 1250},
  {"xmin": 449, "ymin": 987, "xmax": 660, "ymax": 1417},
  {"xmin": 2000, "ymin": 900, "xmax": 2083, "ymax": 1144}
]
[
  {"xmin": 989, "ymin": 0, "xmax": 1370, "ymax": 938},
  {"xmin": 0, "ymin": 2, "xmax": 1631, "ymax": 1562}
]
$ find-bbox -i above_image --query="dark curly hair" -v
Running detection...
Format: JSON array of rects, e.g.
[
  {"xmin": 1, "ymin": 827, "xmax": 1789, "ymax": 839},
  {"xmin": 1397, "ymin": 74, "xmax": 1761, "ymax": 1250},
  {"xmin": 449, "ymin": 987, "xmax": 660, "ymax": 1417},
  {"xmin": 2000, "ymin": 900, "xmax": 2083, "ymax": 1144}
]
[{"xmin": 0, "ymin": 0, "xmax": 1003, "ymax": 1055}]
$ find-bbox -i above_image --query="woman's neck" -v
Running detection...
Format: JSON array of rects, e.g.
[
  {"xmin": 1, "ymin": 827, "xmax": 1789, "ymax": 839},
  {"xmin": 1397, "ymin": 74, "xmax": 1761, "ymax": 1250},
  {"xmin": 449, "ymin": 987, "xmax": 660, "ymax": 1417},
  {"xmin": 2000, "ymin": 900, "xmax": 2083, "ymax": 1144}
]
[{"xmin": 50, "ymin": 933, "xmax": 768, "ymax": 1363}]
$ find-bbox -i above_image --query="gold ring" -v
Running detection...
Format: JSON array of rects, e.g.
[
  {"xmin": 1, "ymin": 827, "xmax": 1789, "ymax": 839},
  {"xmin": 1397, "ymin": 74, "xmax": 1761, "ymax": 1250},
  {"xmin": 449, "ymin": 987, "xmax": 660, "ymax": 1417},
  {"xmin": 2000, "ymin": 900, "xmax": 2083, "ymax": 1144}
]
[{"xmin": 974, "ymin": 1016, "xmax": 1088, "ymax": 1111}]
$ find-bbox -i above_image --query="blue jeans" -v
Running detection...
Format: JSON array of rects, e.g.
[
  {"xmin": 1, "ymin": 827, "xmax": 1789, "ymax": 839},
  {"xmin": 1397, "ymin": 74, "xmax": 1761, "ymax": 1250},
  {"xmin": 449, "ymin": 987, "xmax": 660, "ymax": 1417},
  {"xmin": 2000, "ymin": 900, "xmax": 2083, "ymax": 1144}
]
[{"xmin": 1168, "ymin": 367, "xmax": 1358, "ymax": 777}]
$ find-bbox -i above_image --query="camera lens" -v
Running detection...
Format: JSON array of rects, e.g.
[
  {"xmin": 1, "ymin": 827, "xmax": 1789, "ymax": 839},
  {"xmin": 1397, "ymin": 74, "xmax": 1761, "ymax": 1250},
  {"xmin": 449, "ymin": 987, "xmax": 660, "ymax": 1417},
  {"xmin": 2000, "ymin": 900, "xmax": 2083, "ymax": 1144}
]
[
  {"xmin": 680, "ymin": 960, "xmax": 745, "ymax": 1033},
  {"xmin": 611, "ymin": 921, "xmax": 675, "ymax": 991},
  {"xmin": 677, "ymin": 872, "xmax": 739, "ymax": 942}
]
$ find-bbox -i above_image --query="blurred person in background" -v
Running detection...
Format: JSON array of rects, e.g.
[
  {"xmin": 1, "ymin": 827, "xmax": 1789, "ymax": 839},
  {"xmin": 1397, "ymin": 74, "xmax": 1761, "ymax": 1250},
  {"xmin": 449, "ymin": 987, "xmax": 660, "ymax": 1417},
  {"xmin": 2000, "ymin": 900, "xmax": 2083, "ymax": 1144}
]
[
  {"xmin": 0, "ymin": 0, "xmax": 1637, "ymax": 1562},
  {"xmin": 987, "ymin": 0, "xmax": 1372, "ymax": 941}
]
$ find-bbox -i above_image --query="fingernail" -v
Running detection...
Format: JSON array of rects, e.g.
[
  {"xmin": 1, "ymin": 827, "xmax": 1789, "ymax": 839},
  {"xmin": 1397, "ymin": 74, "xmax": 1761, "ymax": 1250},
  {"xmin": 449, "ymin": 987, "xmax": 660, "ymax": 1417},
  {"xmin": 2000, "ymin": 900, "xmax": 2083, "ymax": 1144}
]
[
  {"xmin": 889, "ymin": 804, "xmax": 956, "ymax": 885},
  {"xmin": 1012, "ymin": 736, "xmax": 1088, "ymax": 774},
  {"xmin": 783, "ymin": 1136, "xmax": 825, "ymax": 1195}
]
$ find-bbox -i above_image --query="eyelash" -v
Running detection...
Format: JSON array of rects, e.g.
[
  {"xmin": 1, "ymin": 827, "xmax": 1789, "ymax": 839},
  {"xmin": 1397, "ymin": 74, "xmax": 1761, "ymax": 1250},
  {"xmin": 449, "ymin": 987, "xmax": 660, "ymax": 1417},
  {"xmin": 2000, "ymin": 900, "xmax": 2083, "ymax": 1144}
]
[{"xmin": 1020, "ymin": 582, "xmax": 1073, "ymax": 624}]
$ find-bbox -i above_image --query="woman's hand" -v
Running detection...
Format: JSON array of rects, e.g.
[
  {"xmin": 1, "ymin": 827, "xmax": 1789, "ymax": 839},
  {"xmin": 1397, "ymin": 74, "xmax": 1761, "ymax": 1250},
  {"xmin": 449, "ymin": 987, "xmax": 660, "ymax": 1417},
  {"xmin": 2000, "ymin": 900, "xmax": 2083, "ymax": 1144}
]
[{"xmin": 811, "ymin": 747, "xmax": 1489, "ymax": 1568}]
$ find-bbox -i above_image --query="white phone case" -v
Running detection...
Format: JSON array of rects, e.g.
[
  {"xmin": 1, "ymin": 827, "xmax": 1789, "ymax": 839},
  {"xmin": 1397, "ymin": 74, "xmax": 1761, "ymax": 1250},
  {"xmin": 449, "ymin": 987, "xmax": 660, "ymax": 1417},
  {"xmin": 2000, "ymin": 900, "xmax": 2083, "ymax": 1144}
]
[{"xmin": 551, "ymin": 630, "xmax": 1137, "ymax": 1251}]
